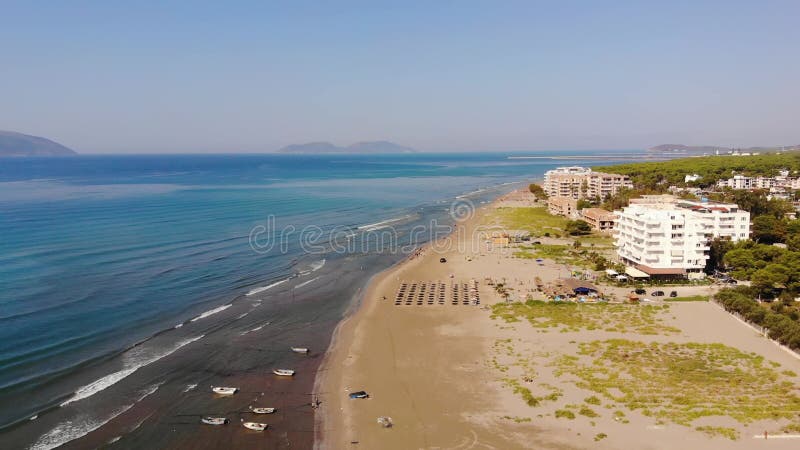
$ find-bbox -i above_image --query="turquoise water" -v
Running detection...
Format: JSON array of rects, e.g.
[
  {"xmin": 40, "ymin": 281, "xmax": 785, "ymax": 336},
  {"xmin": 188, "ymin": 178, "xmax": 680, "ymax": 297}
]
[{"xmin": 0, "ymin": 151, "xmax": 645, "ymax": 436}]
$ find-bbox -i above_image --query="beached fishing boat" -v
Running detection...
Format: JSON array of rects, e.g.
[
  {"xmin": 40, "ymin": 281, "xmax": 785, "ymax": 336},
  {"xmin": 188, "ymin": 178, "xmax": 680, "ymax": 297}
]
[
  {"xmin": 349, "ymin": 390, "xmax": 369, "ymax": 399},
  {"xmin": 243, "ymin": 421, "xmax": 268, "ymax": 431},
  {"xmin": 211, "ymin": 386, "xmax": 238, "ymax": 395},
  {"xmin": 250, "ymin": 406, "xmax": 276, "ymax": 414},
  {"xmin": 291, "ymin": 347, "xmax": 309, "ymax": 354},
  {"xmin": 201, "ymin": 417, "xmax": 228, "ymax": 425},
  {"xmin": 273, "ymin": 369, "xmax": 295, "ymax": 376}
]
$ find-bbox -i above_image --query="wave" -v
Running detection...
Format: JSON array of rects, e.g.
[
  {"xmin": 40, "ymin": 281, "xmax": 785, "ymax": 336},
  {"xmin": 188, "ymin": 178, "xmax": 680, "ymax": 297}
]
[
  {"xmin": 298, "ymin": 259, "xmax": 326, "ymax": 276},
  {"xmin": 295, "ymin": 276, "xmax": 320, "ymax": 289},
  {"xmin": 189, "ymin": 304, "xmax": 231, "ymax": 322},
  {"xmin": 240, "ymin": 323, "xmax": 269, "ymax": 336},
  {"xmin": 174, "ymin": 323, "xmax": 183, "ymax": 329},
  {"xmin": 59, "ymin": 336, "xmax": 203, "ymax": 407},
  {"xmin": 236, "ymin": 312, "xmax": 249, "ymax": 319},
  {"xmin": 245, "ymin": 278, "xmax": 290, "ymax": 296},
  {"xmin": 182, "ymin": 383, "xmax": 197, "ymax": 393},
  {"xmin": 32, "ymin": 383, "xmax": 161, "ymax": 450},
  {"xmin": 357, "ymin": 214, "xmax": 415, "ymax": 232}
]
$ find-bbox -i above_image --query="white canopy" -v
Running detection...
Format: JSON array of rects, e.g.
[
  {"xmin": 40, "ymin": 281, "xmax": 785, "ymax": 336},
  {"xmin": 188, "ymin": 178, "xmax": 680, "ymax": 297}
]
[{"xmin": 625, "ymin": 266, "xmax": 650, "ymax": 278}]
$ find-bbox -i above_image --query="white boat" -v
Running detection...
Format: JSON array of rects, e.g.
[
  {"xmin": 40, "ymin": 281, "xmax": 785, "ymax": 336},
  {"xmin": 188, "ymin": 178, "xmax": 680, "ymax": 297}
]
[
  {"xmin": 273, "ymin": 369, "xmax": 295, "ymax": 376},
  {"xmin": 291, "ymin": 347, "xmax": 309, "ymax": 354},
  {"xmin": 250, "ymin": 407, "xmax": 276, "ymax": 414},
  {"xmin": 212, "ymin": 386, "xmax": 238, "ymax": 395},
  {"xmin": 243, "ymin": 421, "xmax": 268, "ymax": 431},
  {"xmin": 201, "ymin": 417, "xmax": 228, "ymax": 425}
]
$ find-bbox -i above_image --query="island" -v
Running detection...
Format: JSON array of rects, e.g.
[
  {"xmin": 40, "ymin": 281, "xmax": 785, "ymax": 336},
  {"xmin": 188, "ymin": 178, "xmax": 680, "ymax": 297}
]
[{"xmin": 0, "ymin": 130, "xmax": 77, "ymax": 157}]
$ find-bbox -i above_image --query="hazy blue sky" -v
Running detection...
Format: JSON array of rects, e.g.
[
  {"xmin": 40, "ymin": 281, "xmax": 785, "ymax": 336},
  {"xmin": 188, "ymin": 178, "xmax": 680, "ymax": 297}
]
[{"xmin": 1, "ymin": 1, "xmax": 798, "ymax": 153}]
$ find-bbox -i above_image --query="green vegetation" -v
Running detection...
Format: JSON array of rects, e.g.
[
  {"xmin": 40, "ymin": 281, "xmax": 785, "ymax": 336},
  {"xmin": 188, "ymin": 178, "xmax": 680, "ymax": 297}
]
[
  {"xmin": 725, "ymin": 247, "xmax": 800, "ymax": 299},
  {"xmin": 665, "ymin": 295, "xmax": 709, "ymax": 302},
  {"xmin": 584, "ymin": 395, "xmax": 601, "ymax": 405},
  {"xmin": 695, "ymin": 426, "xmax": 739, "ymax": 440},
  {"xmin": 485, "ymin": 206, "xmax": 568, "ymax": 236},
  {"xmin": 579, "ymin": 405, "xmax": 599, "ymax": 418},
  {"xmin": 555, "ymin": 409, "xmax": 575, "ymax": 419},
  {"xmin": 514, "ymin": 243, "xmax": 612, "ymax": 270},
  {"xmin": 594, "ymin": 433, "xmax": 608, "ymax": 441},
  {"xmin": 552, "ymin": 339, "xmax": 800, "ymax": 430},
  {"xmin": 501, "ymin": 415, "xmax": 532, "ymax": 423},
  {"xmin": 715, "ymin": 287, "xmax": 800, "ymax": 350},
  {"xmin": 491, "ymin": 301, "xmax": 679, "ymax": 335},
  {"xmin": 565, "ymin": 219, "xmax": 592, "ymax": 236},
  {"xmin": 528, "ymin": 183, "xmax": 547, "ymax": 200},
  {"xmin": 594, "ymin": 152, "xmax": 800, "ymax": 191}
]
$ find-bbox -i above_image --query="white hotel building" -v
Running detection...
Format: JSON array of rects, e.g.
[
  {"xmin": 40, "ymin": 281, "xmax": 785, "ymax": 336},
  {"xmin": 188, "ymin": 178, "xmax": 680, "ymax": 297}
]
[{"xmin": 614, "ymin": 196, "xmax": 750, "ymax": 279}]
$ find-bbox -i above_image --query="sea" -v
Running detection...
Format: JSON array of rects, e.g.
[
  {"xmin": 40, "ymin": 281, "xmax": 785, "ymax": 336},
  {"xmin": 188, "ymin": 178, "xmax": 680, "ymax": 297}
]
[{"xmin": 0, "ymin": 151, "xmax": 658, "ymax": 449}]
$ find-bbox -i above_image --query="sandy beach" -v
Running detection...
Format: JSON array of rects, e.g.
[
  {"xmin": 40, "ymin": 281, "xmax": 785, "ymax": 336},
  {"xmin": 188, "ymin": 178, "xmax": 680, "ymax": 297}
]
[{"xmin": 316, "ymin": 190, "xmax": 800, "ymax": 449}]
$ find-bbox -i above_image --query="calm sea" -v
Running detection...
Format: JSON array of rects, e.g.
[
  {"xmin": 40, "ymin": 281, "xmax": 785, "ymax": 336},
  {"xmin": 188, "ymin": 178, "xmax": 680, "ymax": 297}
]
[{"xmin": 0, "ymin": 151, "xmax": 650, "ymax": 448}]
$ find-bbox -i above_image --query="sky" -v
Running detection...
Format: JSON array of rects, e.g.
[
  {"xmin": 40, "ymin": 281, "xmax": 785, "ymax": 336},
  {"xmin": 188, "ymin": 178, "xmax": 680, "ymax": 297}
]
[{"xmin": 1, "ymin": 1, "xmax": 798, "ymax": 153}]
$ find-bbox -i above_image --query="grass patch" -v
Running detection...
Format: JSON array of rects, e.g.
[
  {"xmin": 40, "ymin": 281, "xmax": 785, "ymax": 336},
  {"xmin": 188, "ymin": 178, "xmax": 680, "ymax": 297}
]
[
  {"xmin": 585, "ymin": 396, "xmax": 601, "ymax": 405},
  {"xmin": 491, "ymin": 301, "xmax": 680, "ymax": 335},
  {"xmin": 594, "ymin": 433, "xmax": 608, "ymax": 441},
  {"xmin": 555, "ymin": 409, "xmax": 576, "ymax": 419},
  {"xmin": 695, "ymin": 426, "xmax": 739, "ymax": 440},
  {"xmin": 501, "ymin": 415, "xmax": 532, "ymax": 423},
  {"xmin": 665, "ymin": 295, "xmax": 709, "ymax": 302},
  {"xmin": 485, "ymin": 206, "xmax": 569, "ymax": 235},
  {"xmin": 552, "ymin": 339, "xmax": 800, "ymax": 428},
  {"xmin": 579, "ymin": 406, "xmax": 600, "ymax": 418}
]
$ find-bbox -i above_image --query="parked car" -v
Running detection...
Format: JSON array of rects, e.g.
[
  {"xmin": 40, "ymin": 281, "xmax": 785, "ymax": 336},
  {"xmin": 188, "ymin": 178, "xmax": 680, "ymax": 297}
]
[
  {"xmin": 669, "ymin": 291, "xmax": 678, "ymax": 297},
  {"xmin": 634, "ymin": 288, "xmax": 646, "ymax": 295},
  {"xmin": 651, "ymin": 290, "xmax": 665, "ymax": 297},
  {"xmin": 532, "ymin": 241, "xmax": 542, "ymax": 245},
  {"xmin": 725, "ymin": 279, "xmax": 738, "ymax": 285}
]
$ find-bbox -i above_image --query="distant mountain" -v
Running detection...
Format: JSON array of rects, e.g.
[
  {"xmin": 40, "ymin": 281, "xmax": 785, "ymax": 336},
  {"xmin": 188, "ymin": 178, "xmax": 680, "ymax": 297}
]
[
  {"xmin": 0, "ymin": 130, "xmax": 77, "ymax": 157},
  {"xmin": 278, "ymin": 140, "xmax": 416, "ymax": 154},
  {"xmin": 649, "ymin": 143, "xmax": 800, "ymax": 153}
]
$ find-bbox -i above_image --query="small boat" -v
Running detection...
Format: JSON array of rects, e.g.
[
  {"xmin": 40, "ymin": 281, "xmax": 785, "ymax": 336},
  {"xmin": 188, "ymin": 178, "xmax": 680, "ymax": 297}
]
[
  {"xmin": 212, "ymin": 386, "xmax": 238, "ymax": 395},
  {"xmin": 349, "ymin": 391, "xmax": 369, "ymax": 399},
  {"xmin": 291, "ymin": 347, "xmax": 309, "ymax": 354},
  {"xmin": 273, "ymin": 369, "xmax": 295, "ymax": 376},
  {"xmin": 243, "ymin": 421, "xmax": 268, "ymax": 431},
  {"xmin": 250, "ymin": 406, "xmax": 276, "ymax": 414},
  {"xmin": 201, "ymin": 417, "xmax": 228, "ymax": 425}
]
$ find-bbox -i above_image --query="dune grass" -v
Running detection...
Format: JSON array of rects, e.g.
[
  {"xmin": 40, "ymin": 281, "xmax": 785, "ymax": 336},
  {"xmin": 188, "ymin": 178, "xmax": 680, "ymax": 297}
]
[
  {"xmin": 552, "ymin": 339, "xmax": 800, "ymax": 433},
  {"xmin": 491, "ymin": 301, "xmax": 680, "ymax": 335}
]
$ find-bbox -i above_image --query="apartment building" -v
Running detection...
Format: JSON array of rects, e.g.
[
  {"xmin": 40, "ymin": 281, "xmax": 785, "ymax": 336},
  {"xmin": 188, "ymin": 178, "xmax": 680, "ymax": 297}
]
[
  {"xmin": 581, "ymin": 208, "xmax": 616, "ymax": 232},
  {"xmin": 543, "ymin": 166, "xmax": 632, "ymax": 199},
  {"xmin": 615, "ymin": 195, "xmax": 750, "ymax": 279},
  {"xmin": 547, "ymin": 196, "xmax": 579, "ymax": 218}
]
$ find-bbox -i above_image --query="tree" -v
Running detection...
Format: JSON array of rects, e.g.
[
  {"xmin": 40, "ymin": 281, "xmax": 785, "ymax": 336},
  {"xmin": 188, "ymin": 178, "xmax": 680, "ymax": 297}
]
[
  {"xmin": 565, "ymin": 220, "xmax": 592, "ymax": 236},
  {"xmin": 528, "ymin": 183, "xmax": 547, "ymax": 200},
  {"xmin": 705, "ymin": 237, "xmax": 734, "ymax": 274},
  {"xmin": 752, "ymin": 215, "xmax": 786, "ymax": 244},
  {"xmin": 576, "ymin": 199, "xmax": 594, "ymax": 210}
]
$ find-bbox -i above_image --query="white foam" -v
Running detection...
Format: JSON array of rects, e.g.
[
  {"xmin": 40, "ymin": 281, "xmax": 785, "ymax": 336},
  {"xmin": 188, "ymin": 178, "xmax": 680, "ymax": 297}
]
[
  {"xmin": 182, "ymin": 383, "xmax": 198, "ymax": 393},
  {"xmin": 357, "ymin": 215, "xmax": 414, "ymax": 232},
  {"xmin": 29, "ymin": 415, "xmax": 38, "ymax": 421},
  {"xmin": 295, "ymin": 276, "xmax": 320, "ymax": 289},
  {"xmin": 190, "ymin": 304, "xmax": 231, "ymax": 322},
  {"xmin": 309, "ymin": 259, "xmax": 326, "ymax": 272},
  {"xmin": 245, "ymin": 278, "xmax": 290, "ymax": 296},
  {"xmin": 60, "ymin": 336, "xmax": 203, "ymax": 407},
  {"xmin": 240, "ymin": 324, "xmax": 267, "ymax": 336},
  {"xmin": 174, "ymin": 323, "xmax": 183, "ymax": 329},
  {"xmin": 32, "ymin": 384, "xmax": 161, "ymax": 450},
  {"xmin": 236, "ymin": 312, "xmax": 249, "ymax": 319}
]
